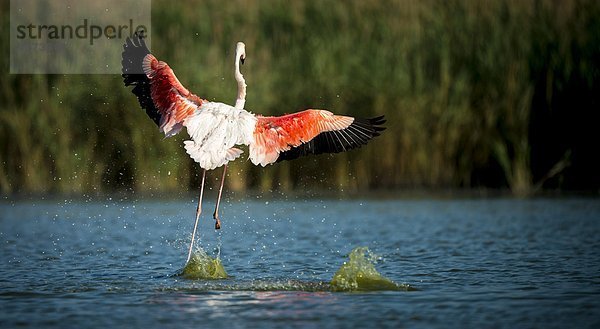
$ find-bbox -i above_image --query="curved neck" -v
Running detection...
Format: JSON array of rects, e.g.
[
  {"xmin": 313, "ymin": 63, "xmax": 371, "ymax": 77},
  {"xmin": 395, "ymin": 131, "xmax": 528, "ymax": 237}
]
[{"xmin": 234, "ymin": 42, "xmax": 246, "ymax": 109}]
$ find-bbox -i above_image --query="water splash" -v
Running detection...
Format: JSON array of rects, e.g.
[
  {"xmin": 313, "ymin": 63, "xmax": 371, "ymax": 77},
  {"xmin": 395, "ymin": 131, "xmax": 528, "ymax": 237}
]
[
  {"xmin": 178, "ymin": 246, "xmax": 413, "ymax": 291},
  {"xmin": 180, "ymin": 248, "xmax": 227, "ymax": 280},
  {"xmin": 330, "ymin": 246, "xmax": 410, "ymax": 291}
]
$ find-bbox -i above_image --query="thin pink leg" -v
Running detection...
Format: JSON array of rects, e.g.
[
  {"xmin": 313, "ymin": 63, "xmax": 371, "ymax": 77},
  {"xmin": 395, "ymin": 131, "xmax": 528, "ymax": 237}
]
[
  {"xmin": 186, "ymin": 169, "xmax": 206, "ymax": 265},
  {"xmin": 213, "ymin": 164, "xmax": 227, "ymax": 230}
]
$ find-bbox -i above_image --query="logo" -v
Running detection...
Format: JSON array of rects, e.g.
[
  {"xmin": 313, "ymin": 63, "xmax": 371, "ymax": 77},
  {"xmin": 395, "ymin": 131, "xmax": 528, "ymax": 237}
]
[{"xmin": 10, "ymin": 0, "xmax": 151, "ymax": 74}]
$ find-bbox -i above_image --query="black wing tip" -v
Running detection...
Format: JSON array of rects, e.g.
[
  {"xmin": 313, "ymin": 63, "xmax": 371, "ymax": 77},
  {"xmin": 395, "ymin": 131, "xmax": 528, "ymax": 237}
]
[
  {"xmin": 354, "ymin": 115, "xmax": 386, "ymax": 131},
  {"xmin": 122, "ymin": 32, "xmax": 149, "ymax": 56},
  {"xmin": 367, "ymin": 115, "xmax": 386, "ymax": 132},
  {"xmin": 124, "ymin": 32, "xmax": 148, "ymax": 48},
  {"xmin": 368, "ymin": 115, "xmax": 386, "ymax": 125},
  {"xmin": 277, "ymin": 113, "xmax": 387, "ymax": 162},
  {"xmin": 121, "ymin": 32, "xmax": 151, "ymax": 78},
  {"xmin": 121, "ymin": 32, "xmax": 161, "ymax": 127}
]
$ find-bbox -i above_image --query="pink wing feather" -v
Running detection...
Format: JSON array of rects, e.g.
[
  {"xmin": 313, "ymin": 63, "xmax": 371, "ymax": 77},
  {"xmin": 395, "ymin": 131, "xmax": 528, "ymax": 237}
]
[
  {"xmin": 250, "ymin": 109, "xmax": 385, "ymax": 166},
  {"xmin": 141, "ymin": 55, "xmax": 206, "ymax": 136}
]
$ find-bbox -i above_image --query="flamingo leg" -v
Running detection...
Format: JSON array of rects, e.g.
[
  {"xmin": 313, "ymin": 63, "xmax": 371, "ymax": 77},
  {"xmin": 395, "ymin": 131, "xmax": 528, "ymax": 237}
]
[
  {"xmin": 186, "ymin": 169, "xmax": 206, "ymax": 265},
  {"xmin": 213, "ymin": 164, "xmax": 227, "ymax": 230}
]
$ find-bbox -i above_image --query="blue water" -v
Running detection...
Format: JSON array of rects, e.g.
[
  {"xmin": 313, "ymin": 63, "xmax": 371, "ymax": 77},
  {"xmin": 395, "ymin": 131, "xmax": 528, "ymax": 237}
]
[{"xmin": 1, "ymin": 197, "xmax": 599, "ymax": 328}]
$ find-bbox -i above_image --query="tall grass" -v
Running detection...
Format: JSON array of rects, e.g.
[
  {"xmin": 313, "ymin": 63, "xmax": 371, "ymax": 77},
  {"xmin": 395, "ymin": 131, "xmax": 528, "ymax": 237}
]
[{"xmin": 1, "ymin": 0, "xmax": 598, "ymax": 195}]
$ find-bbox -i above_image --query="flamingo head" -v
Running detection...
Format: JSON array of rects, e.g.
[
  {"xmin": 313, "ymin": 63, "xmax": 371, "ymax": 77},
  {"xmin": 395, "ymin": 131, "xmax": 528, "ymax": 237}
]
[{"xmin": 235, "ymin": 42, "xmax": 246, "ymax": 65}]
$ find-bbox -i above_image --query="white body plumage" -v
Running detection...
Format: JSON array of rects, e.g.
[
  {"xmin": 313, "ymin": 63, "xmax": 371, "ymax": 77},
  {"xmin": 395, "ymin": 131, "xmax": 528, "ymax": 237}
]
[{"xmin": 182, "ymin": 102, "xmax": 257, "ymax": 170}]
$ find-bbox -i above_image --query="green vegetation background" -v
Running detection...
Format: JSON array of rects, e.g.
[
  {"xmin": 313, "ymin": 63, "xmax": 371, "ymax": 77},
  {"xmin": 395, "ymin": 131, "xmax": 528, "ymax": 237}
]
[{"xmin": 1, "ymin": 0, "xmax": 599, "ymax": 196}]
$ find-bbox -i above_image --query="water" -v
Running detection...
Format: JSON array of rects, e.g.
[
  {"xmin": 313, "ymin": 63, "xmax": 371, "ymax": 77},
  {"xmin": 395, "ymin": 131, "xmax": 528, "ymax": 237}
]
[{"xmin": 1, "ymin": 197, "xmax": 599, "ymax": 328}]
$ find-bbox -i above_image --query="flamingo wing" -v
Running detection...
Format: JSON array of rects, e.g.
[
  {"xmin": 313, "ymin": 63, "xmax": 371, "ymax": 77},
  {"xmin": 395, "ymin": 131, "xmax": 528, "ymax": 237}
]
[
  {"xmin": 250, "ymin": 110, "xmax": 386, "ymax": 166},
  {"xmin": 122, "ymin": 34, "xmax": 205, "ymax": 137}
]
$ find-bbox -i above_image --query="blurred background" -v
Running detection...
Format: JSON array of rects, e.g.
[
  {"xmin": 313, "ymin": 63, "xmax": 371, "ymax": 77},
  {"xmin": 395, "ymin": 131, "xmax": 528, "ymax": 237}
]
[{"xmin": 1, "ymin": 0, "xmax": 599, "ymax": 197}]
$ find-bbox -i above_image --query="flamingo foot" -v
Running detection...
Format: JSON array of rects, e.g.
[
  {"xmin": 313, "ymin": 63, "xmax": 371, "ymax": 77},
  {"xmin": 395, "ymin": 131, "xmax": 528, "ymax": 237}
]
[{"xmin": 214, "ymin": 213, "xmax": 222, "ymax": 230}]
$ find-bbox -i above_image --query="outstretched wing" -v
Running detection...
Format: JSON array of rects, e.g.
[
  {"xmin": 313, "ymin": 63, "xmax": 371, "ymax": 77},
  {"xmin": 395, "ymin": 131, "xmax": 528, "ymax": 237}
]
[
  {"xmin": 250, "ymin": 109, "xmax": 386, "ymax": 166},
  {"xmin": 121, "ymin": 34, "xmax": 205, "ymax": 137}
]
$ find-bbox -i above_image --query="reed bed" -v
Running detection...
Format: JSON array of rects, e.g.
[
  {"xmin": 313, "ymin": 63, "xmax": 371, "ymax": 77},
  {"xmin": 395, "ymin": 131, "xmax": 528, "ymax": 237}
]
[{"xmin": 1, "ymin": 0, "xmax": 598, "ymax": 195}]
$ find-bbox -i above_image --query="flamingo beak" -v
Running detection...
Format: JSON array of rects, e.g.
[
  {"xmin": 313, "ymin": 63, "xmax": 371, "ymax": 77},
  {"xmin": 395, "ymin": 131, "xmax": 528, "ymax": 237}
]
[{"xmin": 240, "ymin": 56, "xmax": 245, "ymax": 65}]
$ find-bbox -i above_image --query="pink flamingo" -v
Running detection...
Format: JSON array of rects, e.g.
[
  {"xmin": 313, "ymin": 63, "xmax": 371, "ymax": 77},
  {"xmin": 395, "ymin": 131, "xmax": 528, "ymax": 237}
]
[{"xmin": 122, "ymin": 34, "xmax": 385, "ymax": 264}]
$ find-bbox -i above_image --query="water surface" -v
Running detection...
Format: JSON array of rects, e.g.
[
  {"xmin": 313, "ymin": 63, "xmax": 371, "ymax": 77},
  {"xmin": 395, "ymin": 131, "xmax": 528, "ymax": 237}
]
[{"xmin": 1, "ymin": 197, "xmax": 599, "ymax": 328}]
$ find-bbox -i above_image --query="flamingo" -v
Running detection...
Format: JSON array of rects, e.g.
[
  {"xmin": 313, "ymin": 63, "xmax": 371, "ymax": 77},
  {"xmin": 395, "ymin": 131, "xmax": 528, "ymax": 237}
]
[{"xmin": 121, "ymin": 34, "xmax": 386, "ymax": 264}]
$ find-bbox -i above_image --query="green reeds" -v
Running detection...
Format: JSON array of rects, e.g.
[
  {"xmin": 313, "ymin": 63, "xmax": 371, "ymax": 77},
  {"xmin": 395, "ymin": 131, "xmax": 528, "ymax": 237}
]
[{"xmin": 1, "ymin": 0, "xmax": 598, "ymax": 195}]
